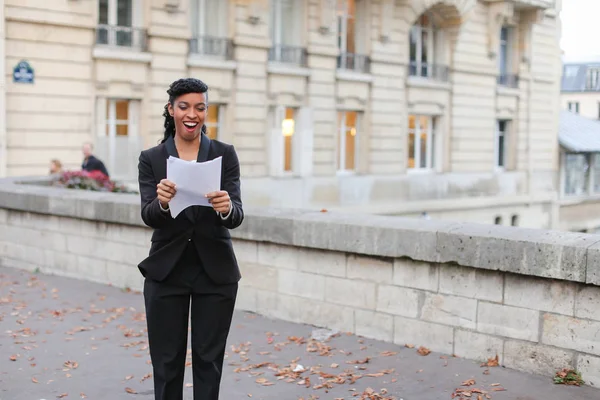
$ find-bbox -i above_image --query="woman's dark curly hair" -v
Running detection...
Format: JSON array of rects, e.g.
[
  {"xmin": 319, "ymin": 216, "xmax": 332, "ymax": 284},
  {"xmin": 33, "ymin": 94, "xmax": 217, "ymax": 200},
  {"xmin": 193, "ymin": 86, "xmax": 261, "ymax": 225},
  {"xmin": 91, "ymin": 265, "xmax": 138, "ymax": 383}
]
[{"xmin": 161, "ymin": 78, "xmax": 209, "ymax": 143}]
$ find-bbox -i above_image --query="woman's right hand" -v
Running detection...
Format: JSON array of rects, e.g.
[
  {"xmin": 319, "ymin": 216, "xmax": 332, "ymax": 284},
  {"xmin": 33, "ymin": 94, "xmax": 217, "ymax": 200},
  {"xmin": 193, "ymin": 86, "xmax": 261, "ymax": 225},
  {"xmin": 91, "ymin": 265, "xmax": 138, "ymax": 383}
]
[{"xmin": 157, "ymin": 179, "xmax": 176, "ymax": 209}]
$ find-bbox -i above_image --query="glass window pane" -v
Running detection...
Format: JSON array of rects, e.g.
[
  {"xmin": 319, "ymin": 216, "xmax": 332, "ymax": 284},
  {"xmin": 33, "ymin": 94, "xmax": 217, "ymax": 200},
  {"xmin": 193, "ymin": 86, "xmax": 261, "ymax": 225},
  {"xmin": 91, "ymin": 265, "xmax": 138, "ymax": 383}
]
[
  {"xmin": 117, "ymin": 0, "xmax": 132, "ymax": 27},
  {"xmin": 409, "ymin": 27, "xmax": 418, "ymax": 64},
  {"xmin": 116, "ymin": 100, "xmax": 129, "ymax": 121},
  {"xmin": 408, "ymin": 131, "xmax": 415, "ymax": 169},
  {"xmin": 565, "ymin": 154, "xmax": 589, "ymax": 195},
  {"xmin": 345, "ymin": 127, "xmax": 356, "ymax": 170},
  {"xmin": 206, "ymin": 126, "xmax": 218, "ymax": 140},
  {"xmin": 205, "ymin": 0, "xmax": 221, "ymax": 36},
  {"xmin": 498, "ymin": 135, "xmax": 505, "ymax": 167},
  {"xmin": 419, "ymin": 132, "xmax": 428, "ymax": 168},
  {"xmin": 99, "ymin": 0, "xmax": 109, "ymax": 24},
  {"xmin": 282, "ymin": 108, "xmax": 295, "ymax": 171},
  {"xmin": 281, "ymin": 0, "xmax": 295, "ymax": 45},
  {"xmin": 116, "ymin": 124, "xmax": 128, "ymax": 136},
  {"xmin": 207, "ymin": 105, "xmax": 219, "ymax": 124}
]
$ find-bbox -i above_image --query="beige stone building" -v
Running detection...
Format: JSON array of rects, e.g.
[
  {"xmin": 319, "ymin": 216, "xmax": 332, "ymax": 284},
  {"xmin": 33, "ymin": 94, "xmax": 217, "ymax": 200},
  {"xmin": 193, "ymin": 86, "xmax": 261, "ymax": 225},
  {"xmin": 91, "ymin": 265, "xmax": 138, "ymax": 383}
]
[
  {"xmin": 0, "ymin": 0, "xmax": 561, "ymax": 228},
  {"xmin": 561, "ymin": 60, "xmax": 600, "ymax": 120}
]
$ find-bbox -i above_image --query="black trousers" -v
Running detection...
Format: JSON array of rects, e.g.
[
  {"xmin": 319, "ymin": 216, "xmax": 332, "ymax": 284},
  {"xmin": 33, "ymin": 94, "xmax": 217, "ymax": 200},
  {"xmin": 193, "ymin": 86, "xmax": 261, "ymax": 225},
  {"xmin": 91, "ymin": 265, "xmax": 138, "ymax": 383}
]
[{"xmin": 143, "ymin": 241, "xmax": 238, "ymax": 400}]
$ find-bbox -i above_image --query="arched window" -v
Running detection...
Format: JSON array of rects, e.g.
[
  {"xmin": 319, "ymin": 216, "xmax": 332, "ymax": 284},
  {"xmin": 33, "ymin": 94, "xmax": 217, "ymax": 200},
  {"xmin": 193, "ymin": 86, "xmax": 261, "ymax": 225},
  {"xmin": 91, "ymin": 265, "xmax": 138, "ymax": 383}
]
[
  {"xmin": 409, "ymin": 14, "xmax": 436, "ymax": 78},
  {"xmin": 494, "ymin": 216, "xmax": 503, "ymax": 225},
  {"xmin": 511, "ymin": 215, "xmax": 519, "ymax": 226}
]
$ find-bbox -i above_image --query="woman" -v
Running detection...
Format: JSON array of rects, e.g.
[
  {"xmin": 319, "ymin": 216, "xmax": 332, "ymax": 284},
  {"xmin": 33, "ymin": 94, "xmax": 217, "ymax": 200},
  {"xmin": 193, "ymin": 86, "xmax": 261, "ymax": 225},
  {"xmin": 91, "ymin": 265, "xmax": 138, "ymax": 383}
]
[
  {"xmin": 137, "ymin": 78, "xmax": 243, "ymax": 400},
  {"xmin": 49, "ymin": 159, "xmax": 63, "ymax": 175}
]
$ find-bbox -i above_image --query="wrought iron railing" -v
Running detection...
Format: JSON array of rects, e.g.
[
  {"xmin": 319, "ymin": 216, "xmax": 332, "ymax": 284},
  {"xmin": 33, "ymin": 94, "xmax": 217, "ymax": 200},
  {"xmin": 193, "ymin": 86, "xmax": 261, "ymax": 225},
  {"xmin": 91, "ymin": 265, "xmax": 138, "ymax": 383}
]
[
  {"xmin": 408, "ymin": 62, "xmax": 450, "ymax": 82},
  {"xmin": 268, "ymin": 45, "xmax": 308, "ymax": 67},
  {"xmin": 337, "ymin": 52, "xmax": 371, "ymax": 74},
  {"xmin": 96, "ymin": 24, "xmax": 147, "ymax": 50},
  {"xmin": 189, "ymin": 36, "xmax": 234, "ymax": 59},
  {"xmin": 497, "ymin": 74, "xmax": 520, "ymax": 88}
]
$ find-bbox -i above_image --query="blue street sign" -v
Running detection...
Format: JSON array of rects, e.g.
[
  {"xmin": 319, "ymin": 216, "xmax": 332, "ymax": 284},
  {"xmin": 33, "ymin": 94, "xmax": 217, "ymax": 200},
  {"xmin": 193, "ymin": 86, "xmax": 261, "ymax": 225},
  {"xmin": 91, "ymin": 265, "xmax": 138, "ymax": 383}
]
[{"xmin": 13, "ymin": 61, "xmax": 34, "ymax": 84}]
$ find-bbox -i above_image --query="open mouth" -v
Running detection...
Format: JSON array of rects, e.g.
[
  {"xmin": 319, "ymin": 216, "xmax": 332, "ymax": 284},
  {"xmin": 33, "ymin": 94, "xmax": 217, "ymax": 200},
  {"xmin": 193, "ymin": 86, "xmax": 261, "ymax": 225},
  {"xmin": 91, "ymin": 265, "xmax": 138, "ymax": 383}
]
[{"xmin": 183, "ymin": 122, "xmax": 198, "ymax": 132}]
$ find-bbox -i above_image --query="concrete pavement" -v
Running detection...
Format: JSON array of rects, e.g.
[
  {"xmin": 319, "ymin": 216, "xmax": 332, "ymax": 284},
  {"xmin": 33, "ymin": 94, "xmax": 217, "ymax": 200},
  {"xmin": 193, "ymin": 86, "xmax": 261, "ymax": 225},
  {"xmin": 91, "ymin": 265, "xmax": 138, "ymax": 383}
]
[{"xmin": 0, "ymin": 266, "xmax": 597, "ymax": 400}]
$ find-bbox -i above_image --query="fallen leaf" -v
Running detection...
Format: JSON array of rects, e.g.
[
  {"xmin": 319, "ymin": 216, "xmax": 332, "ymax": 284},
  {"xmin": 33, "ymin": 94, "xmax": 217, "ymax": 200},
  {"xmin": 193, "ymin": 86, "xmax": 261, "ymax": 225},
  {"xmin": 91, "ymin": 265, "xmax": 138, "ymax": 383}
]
[
  {"xmin": 9, "ymin": 354, "xmax": 17, "ymax": 361},
  {"xmin": 462, "ymin": 379, "xmax": 476, "ymax": 386},
  {"xmin": 31, "ymin": 377, "xmax": 38, "ymax": 383},
  {"xmin": 405, "ymin": 344, "xmax": 415, "ymax": 349},
  {"xmin": 379, "ymin": 351, "xmax": 397, "ymax": 357},
  {"xmin": 255, "ymin": 377, "xmax": 274, "ymax": 386},
  {"xmin": 417, "ymin": 346, "xmax": 431, "ymax": 356},
  {"xmin": 125, "ymin": 387, "xmax": 137, "ymax": 394},
  {"xmin": 80, "ymin": 394, "xmax": 87, "ymax": 399},
  {"xmin": 125, "ymin": 375, "xmax": 134, "ymax": 380},
  {"xmin": 480, "ymin": 354, "xmax": 499, "ymax": 368},
  {"xmin": 185, "ymin": 383, "xmax": 193, "ymax": 388},
  {"xmin": 57, "ymin": 394, "xmax": 68, "ymax": 399}
]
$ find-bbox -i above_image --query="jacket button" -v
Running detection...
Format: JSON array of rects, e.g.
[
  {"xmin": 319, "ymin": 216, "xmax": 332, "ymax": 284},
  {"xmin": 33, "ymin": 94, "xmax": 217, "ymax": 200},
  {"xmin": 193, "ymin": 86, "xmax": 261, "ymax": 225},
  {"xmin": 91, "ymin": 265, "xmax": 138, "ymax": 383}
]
[{"xmin": 188, "ymin": 238, "xmax": 192, "ymax": 242}]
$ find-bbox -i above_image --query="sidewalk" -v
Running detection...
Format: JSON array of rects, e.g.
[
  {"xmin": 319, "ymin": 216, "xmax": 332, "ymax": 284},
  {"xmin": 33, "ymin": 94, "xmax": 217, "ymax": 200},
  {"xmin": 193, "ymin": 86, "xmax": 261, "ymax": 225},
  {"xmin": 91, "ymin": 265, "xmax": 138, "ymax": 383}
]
[{"xmin": 0, "ymin": 266, "xmax": 597, "ymax": 400}]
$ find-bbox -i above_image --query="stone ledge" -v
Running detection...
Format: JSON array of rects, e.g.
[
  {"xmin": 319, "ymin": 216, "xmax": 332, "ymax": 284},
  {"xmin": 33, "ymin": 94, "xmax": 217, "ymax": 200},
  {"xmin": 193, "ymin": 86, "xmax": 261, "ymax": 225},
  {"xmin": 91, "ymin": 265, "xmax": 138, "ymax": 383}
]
[{"xmin": 1, "ymin": 176, "xmax": 600, "ymax": 286}]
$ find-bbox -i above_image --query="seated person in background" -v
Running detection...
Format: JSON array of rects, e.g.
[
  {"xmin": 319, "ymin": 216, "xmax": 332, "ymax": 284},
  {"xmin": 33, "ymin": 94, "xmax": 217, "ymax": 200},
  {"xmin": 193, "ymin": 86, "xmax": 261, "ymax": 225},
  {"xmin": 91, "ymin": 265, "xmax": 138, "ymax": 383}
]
[
  {"xmin": 81, "ymin": 142, "xmax": 110, "ymax": 177},
  {"xmin": 49, "ymin": 159, "xmax": 63, "ymax": 175}
]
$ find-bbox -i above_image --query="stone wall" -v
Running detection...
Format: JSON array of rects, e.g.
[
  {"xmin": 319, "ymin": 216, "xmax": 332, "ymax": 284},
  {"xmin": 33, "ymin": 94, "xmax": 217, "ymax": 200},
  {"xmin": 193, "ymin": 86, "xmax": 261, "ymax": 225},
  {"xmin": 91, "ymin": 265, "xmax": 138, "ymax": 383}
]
[{"xmin": 1, "ymin": 179, "xmax": 600, "ymax": 387}]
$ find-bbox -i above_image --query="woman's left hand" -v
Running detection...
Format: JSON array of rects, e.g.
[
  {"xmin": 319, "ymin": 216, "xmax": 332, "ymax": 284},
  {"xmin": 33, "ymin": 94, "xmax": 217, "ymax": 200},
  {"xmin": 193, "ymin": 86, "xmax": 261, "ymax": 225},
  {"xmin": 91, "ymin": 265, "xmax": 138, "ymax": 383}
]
[{"xmin": 206, "ymin": 190, "xmax": 231, "ymax": 214}]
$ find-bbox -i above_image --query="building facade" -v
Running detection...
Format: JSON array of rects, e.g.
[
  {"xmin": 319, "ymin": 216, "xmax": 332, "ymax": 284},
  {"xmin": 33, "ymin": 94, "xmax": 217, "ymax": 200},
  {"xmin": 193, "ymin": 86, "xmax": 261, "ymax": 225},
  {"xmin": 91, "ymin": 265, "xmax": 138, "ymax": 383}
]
[
  {"xmin": 0, "ymin": 0, "xmax": 561, "ymax": 228},
  {"xmin": 561, "ymin": 61, "xmax": 600, "ymax": 120}
]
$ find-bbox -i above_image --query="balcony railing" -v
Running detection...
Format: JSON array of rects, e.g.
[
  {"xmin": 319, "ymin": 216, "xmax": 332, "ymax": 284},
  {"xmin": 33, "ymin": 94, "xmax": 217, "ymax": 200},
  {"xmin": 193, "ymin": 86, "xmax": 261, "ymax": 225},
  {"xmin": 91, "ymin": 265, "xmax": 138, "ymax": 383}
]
[
  {"xmin": 189, "ymin": 36, "xmax": 234, "ymax": 59},
  {"xmin": 268, "ymin": 45, "xmax": 308, "ymax": 67},
  {"xmin": 96, "ymin": 24, "xmax": 147, "ymax": 50},
  {"xmin": 337, "ymin": 52, "xmax": 371, "ymax": 74},
  {"xmin": 497, "ymin": 74, "xmax": 520, "ymax": 88},
  {"xmin": 408, "ymin": 62, "xmax": 450, "ymax": 82}
]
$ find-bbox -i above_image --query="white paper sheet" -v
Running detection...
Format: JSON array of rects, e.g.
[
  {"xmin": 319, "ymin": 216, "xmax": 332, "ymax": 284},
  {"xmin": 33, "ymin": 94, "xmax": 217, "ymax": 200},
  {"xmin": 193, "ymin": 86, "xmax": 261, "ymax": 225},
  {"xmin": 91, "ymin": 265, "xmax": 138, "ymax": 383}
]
[{"xmin": 166, "ymin": 156, "xmax": 222, "ymax": 218}]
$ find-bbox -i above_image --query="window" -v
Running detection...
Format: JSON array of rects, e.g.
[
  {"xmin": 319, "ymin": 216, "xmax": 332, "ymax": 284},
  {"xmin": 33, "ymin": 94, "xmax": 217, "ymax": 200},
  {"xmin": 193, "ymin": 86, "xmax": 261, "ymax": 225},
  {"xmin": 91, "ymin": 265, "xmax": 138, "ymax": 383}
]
[
  {"xmin": 511, "ymin": 215, "xmax": 519, "ymax": 226},
  {"xmin": 190, "ymin": 0, "xmax": 229, "ymax": 56},
  {"xmin": 564, "ymin": 153, "xmax": 590, "ymax": 196},
  {"xmin": 586, "ymin": 67, "xmax": 600, "ymax": 90},
  {"xmin": 269, "ymin": 106, "xmax": 313, "ymax": 176},
  {"xmin": 338, "ymin": 111, "xmax": 359, "ymax": 172},
  {"xmin": 409, "ymin": 14, "xmax": 436, "ymax": 78},
  {"xmin": 495, "ymin": 120, "xmax": 509, "ymax": 168},
  {"xmin": 96, "ymin": 98, "xmax": 141, "ymax": 180},
  {"xmin": 97, "ymin": 0, "xmax": 144, "ymax": 49},
  {"xmin": 568, "ymin": 102, "xmax": 580, "ymax": 114},
  {"xmin": 497, "ymin": 26, "xmax": 517, "ymax": 87},
  {"xmin": 408, "ymin": 115, "xmax": 436, "ymax": 170},
  {"xmin": 205, "ymin": 105, "xmax": 222, "ymax": 140},
  {"xmin": 269, "ymin": 0, "xmax": 304, "ymax": 64},
  {"xmin": 337, "ymin": 0, "xmax": 368, "ymax": 72},
  {"xmin": 494, "ymin": 216, "xmax": 503, "ymax": 225},
  {"xmin": 593, "ymin": 155, "xmax": 600, "ymax": 193}
]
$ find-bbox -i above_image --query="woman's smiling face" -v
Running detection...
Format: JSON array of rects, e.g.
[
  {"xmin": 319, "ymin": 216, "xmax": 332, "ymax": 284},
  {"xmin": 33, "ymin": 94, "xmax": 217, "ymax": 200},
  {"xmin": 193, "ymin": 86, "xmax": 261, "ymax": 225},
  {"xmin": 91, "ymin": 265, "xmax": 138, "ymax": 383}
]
[{"xmin": 168, "ymin": 92, "xmax": 207, "ymax": 141}]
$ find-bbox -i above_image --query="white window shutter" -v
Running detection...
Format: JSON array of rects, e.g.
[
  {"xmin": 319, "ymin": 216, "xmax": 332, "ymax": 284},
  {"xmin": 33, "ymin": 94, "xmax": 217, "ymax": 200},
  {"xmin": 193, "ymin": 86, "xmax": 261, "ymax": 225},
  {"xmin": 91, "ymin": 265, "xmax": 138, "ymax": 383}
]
[
  {"xmin": 295, "ymin": 106, "xmax": 314, "ymax": 177},
  {"xmin": 269, "ymin": 105, "xmax": 286, "ymax": 177}
]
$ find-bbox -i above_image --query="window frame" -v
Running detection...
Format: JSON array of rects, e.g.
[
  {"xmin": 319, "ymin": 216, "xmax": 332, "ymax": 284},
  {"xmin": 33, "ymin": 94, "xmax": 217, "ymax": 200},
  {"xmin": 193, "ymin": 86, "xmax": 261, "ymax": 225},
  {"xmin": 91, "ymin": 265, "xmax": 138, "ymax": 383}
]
[
  {"xmin": 97, "ymin": 0, "xmax": 143, "ymax": 49},
  {"xmin": 409, "ymin": 14, "xmax": 436, "ymax": 78},
  {"xmin": 337, "ymin": 110, "xmax": 360, "ymax": 173},
  {"xmin": 568, "ymin": 101, "xmax": 580, "ymax": 114},
  {"xmin": 498, "ymin": 25, "xmax": 514, "ymax": 82},
  {"xmin": 408, "ymin": 114, "xmax": 436, "ymax": 171},
  {"xmin": 495, "ymin": 119, "xmax": 509, "ymax": 170}
]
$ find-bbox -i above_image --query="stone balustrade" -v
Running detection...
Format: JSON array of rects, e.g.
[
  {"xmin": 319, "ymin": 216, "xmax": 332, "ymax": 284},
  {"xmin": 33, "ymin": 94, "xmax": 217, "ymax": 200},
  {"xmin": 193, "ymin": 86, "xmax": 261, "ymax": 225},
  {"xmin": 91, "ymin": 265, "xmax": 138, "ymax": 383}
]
[{"xmin": 0, "ymin": 176, "xmax": 599, "ymax": 387}]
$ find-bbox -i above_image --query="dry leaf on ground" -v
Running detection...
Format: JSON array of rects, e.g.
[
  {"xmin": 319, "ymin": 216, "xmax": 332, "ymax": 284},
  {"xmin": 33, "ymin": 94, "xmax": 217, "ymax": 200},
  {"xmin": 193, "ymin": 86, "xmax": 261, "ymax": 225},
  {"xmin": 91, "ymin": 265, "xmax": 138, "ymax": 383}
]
[{"xmin": 417, "ymin": 346, "xmax": 431, "ymax": 356}]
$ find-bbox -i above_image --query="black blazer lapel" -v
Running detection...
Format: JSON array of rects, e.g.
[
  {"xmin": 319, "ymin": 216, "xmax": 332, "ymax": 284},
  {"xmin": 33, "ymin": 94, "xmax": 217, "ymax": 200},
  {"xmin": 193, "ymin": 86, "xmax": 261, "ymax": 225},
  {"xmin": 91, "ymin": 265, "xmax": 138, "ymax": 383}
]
[{"xmin": 197, "ymin": 130, "xmax": 211, "ymax": 163}]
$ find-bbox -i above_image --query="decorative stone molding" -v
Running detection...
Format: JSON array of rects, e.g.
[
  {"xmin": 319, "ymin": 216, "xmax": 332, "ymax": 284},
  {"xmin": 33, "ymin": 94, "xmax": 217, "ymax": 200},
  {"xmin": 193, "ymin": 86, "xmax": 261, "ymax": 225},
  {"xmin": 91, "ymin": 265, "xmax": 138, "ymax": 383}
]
[
  {"xmin": 238, "ymin": 0, "xmax": 268, "ymax": 25},
  {"xmin": 95, "ymin": 81, "xmax": 109, "ymax": 90},
  {"xmin": 518, "ymin": 8, "xmax": 545, "ymax": 65},
  {"xmin": 164, "ymin": 0, "xmax": 180, "ymax": 13},
  {"xmin": 487, "ymin": 1, "xmax": 515, "ymax": 59},
  {"xmin": 131, "ymin": 83, "xmax": 144, "ymax": 92},
  {"xmin": 407, "ymin": 0, "xmax": 477, "ymax": 23}
]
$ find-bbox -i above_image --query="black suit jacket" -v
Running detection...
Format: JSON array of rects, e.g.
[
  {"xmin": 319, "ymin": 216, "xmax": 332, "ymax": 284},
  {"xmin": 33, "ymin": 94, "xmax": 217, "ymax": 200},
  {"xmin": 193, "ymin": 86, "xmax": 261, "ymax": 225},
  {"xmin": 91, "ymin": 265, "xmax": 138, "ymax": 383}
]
[
  {"xmin": 82, "ymin": 155, "xmax": 110, "ymax": 177},
  {"xmin": 137, "ymin": 133, "xmax": 243, "ymax": 284}
]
